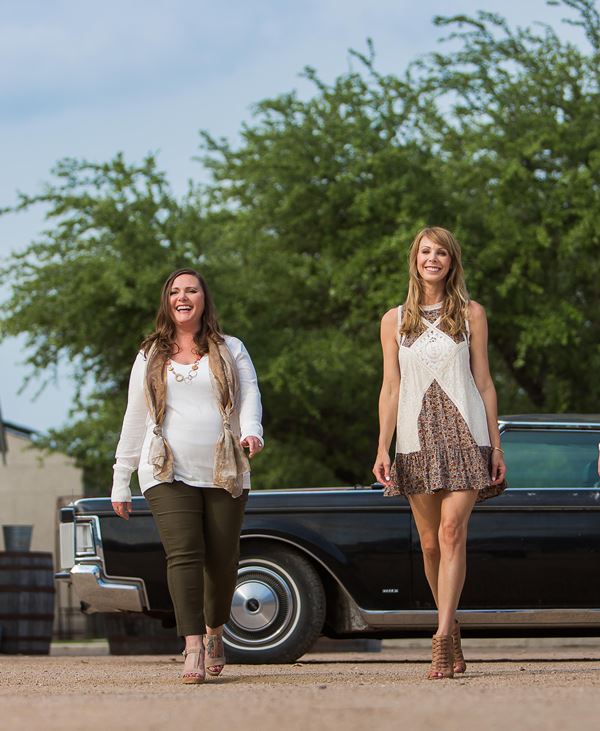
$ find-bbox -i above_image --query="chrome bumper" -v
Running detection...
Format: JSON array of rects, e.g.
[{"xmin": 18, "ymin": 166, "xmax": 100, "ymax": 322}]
[
  {"xmin": 56, "ymin": 513, "xmax": 149, "ymax": 614},
  {"xmin": 57, "ymin": 563, "xmax": 148, "ymax": 613}
]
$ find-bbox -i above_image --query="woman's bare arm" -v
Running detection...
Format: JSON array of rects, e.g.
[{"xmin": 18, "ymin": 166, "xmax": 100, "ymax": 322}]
[
  {"xmin": 373, "ymin": 308, "xmax": 401, "ymax": 486},
  {"xmin": 468, "ymin": 301, "xmax": 506, "ymax": 485}
]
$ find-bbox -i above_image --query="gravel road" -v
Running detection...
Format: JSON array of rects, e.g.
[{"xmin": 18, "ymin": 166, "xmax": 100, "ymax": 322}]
[{"xmin": 1, "ymin": 642, "xmax": 599, "ymax": 731}]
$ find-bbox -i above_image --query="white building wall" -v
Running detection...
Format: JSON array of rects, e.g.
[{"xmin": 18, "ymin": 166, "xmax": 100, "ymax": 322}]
[{"xmin": 0, "ymin": 429, "xmax": 83, "ymax": 553}]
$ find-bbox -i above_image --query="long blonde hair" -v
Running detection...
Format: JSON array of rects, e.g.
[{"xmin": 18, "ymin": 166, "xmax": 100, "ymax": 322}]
[{"xmin": 400, "ymin": 227, "xmax": 470, "ymax": 337}]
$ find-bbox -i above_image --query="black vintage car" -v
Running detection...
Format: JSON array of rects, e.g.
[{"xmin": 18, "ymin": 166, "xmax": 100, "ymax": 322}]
[{"xmin": 56, "ymin": 415, "xmax": 600, "ymax": 663}]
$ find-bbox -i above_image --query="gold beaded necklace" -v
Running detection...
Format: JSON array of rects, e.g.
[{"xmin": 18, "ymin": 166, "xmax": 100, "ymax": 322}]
[{"xmin": 166, "ymin": 355, "xmax": 203, "ymax": 383}]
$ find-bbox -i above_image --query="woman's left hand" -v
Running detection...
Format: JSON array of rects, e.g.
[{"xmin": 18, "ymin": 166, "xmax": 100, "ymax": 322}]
[
  {"xmin": 241, "ymin": 436, "xmax": 263, "ymax": 459},
  {"xmin": 491, "ymin": 450, "xmax": 506, "ymax": 485}
]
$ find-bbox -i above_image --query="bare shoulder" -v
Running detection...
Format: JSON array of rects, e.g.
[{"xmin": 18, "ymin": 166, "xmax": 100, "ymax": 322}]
[
  {"xmin": 467, "ymin": 300, "xmax": 487, "ymax": 323},
  {"xmin": 381, "ymin": 307, "xmax": 399, "ymax": 327}
]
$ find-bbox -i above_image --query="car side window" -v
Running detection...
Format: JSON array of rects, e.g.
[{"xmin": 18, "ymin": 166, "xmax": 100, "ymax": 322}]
[{"xmin": 502, "ymin": 429, "xmax": 600, "ymax": 489}]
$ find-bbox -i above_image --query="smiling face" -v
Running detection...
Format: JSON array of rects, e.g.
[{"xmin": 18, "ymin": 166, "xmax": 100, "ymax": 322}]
[
  {"xmin": 416, "ymin": 235, "xmax": 452, "ymax": 284},
  {"xmin": 169, "ymin": 273, "xmax": 205, "ymax": 329}
]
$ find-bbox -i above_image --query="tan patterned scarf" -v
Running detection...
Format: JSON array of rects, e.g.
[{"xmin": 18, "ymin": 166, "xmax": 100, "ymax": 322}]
[{"xmin": 144, "ymin": 338, "xmax": 250, "ymax": 497}]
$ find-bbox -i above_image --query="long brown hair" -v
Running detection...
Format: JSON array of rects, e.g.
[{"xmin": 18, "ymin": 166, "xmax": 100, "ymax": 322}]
[
  {"xmin": 141, "ymin": 268, "xmax": 224, "ymax": 359},
  {"xmin": 400, "ymin": 227, "xmax": 470, "ymax": 338}
]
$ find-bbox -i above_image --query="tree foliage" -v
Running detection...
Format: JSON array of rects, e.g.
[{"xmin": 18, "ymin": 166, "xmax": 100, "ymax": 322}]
[
  {"xmin": 0, "ymin": 155, "xmax": 210, "ymax": 491},
  {"xmin": 1, "ymin": 1, "xmax": 599, "ymax": 493},
  {"xmin": 412, "ymin": 0, "xmax": 600, "ymax": 410}
]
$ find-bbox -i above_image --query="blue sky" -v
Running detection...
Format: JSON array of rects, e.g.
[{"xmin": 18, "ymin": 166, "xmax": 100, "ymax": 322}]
[{"xmin": 0, "ymin": 0, "xmax": 589, "ymax": 431}]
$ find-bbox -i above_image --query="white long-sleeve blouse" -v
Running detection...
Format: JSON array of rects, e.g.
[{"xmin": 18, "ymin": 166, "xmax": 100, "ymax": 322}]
[{"xmin": 111, "ymin": 335, "xmax": 263, "ymax": 503}]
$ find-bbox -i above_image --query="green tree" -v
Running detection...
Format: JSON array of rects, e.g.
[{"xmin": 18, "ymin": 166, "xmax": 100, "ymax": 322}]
[
  {"xmin": 2, "ymin": 58, "xmax": 448, "ymax": 492},
  {"xmin": 411, "ymin": 0, "xmax": 600, "ymax": 410},
  {"xmin": 198, "ymin": 59, "xmax": 447, "ymax": 487},
  {"xmin": 0, "ymin": 155, "xmax": 209, "ymax": 492},
  {"xmin": 2, "ymin": 1, "xmax": 599, "ymax": 493}
]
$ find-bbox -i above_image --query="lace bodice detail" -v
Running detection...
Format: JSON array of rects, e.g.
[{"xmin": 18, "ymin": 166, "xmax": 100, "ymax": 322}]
[
  {"xmin": 409, "ymin": 323, "xmax": 457, "ymax": 371},
  {"xmin": 402, "ymin": 303, "xmax": 464, "ymax": 348}
]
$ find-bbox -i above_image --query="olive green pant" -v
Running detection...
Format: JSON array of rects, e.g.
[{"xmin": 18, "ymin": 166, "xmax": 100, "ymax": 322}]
[{"xmin": 144, "ymin": 481, "xmax": 248, "ymax": 636}]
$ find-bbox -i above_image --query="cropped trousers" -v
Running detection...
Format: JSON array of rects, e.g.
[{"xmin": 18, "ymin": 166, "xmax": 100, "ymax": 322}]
[{"xmin": 144, "ymin": 480, "xmax": 248, "ymax": 636}]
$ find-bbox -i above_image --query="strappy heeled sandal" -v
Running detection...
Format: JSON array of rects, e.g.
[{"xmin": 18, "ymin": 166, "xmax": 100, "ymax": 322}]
[
  {"xmin": 204, "ymin": 634, "xmax": 226, "ymax": 677},
  {"xmin": 427, "ymin": 635, "xmax": 454, "ymax": 680},
  {"xmin": 452, "ymin": 620, "xmax": 466, "ymax": 674},
  {"xmin": 182, "ymin": 646, "xmax": 205, "ymax": 684}
]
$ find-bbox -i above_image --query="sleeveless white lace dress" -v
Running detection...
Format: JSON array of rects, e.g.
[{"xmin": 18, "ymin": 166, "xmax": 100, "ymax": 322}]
[{"xmin": 385, "ymin": 302, "xmax": 506, "ymax": 502}]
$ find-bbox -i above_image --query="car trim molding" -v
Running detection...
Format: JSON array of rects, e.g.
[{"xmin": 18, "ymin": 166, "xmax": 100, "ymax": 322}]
[
  {"xmin": 499, "ymin": 421, "xmax": 600, "ymax": 430},
  {"xmin": 359, "ymin": 608, "xmax": 600, "ymax": 628},
  {"xmin": 241, "ymin": 532, "xmax": 350, "ymax": 592}
]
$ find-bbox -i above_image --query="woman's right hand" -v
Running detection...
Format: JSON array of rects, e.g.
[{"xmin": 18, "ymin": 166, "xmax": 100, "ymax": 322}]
[
  {"xmin": 373, "ymin": 449, "xmax": 393, "ymax": 487},
  {"xmin": 112, "ymin": 502, "xmax": 133, "ymax": 520}
]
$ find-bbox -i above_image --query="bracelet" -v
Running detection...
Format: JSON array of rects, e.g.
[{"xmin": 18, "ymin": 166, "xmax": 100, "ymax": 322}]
[{"xmin": 492, "ymin": 446, "xmax": 504, "ymax": 454}]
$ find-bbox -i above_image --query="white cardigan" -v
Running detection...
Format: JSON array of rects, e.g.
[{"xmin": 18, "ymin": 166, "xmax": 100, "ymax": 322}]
[{"xmin": 111, "ymin": 335, "xmax": 263, "ymax": 502}]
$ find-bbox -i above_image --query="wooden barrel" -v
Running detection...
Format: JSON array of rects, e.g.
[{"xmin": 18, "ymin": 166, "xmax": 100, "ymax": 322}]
[{"xmin": 0, "ymin": 552, "xmax": 55, "ymax": 654}]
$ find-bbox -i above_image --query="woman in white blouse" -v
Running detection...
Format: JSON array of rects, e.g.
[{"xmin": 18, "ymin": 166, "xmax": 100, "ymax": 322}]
[{"xmin": 111, "ymin": 268, "xmax": 263, "ymax": 684}]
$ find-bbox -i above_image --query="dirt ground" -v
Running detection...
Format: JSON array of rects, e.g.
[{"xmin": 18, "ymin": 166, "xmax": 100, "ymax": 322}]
[{"xmin": 1, "ymin": 641, "xmax": 599, "ymax": 731}]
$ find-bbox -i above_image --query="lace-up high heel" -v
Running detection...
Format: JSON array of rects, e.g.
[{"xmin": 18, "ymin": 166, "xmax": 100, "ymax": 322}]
[
  {"xmin": 427, "ymin": 635, "xmax": 454, "ymax": 679},
  {"xmin": 452, "ymin": 620, "xmax": 466, "ymax": 674}
]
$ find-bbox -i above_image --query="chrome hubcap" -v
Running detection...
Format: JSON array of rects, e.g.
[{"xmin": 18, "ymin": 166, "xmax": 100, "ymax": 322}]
[
  {"xmin": 231, "ymin": 579, "xmax": 279, "ymax": 630},
  {"xmin": 224, "ymin": 561, "xmax": 299, "ymax": 650}
]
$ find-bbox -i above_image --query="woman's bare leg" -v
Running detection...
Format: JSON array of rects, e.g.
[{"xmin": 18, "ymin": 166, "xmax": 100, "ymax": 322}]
[
  {"xmin": 205, "ymin": 625, "xmax": 225, "ymax": 674},
  {"xmin": 436, "ymin": 490, "xmax": 478, "ymax": 636},
  {"xmin": 184, "ymin": 633, "xmax": 203, "ymax": 651},
  {"xmin": 408, "ymin": 493, "xmax": 443, "ymax": 607}
]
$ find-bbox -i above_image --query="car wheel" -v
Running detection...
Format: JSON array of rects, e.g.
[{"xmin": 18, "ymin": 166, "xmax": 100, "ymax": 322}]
[{"xmin": 223, "ymin": 545, "xmax": 325, "ymax": 664}]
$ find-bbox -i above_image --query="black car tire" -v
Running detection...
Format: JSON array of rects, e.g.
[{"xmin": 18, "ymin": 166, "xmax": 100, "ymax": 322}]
[{"xmin": 223, "ymin": 545, "xmax": 326, "ymax": 664}]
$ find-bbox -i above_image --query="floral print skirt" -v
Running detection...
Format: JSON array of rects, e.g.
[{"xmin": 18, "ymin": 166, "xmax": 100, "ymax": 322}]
[{"xmin": 385, "ymin": 380, "xmax": 506, "ymax": 502}]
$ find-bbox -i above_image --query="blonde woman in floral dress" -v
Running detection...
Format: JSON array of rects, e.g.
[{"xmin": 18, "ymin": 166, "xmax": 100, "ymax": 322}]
[{"xmin": 373, "ymin": 227, "xmax": 507, "ymax": 679}]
